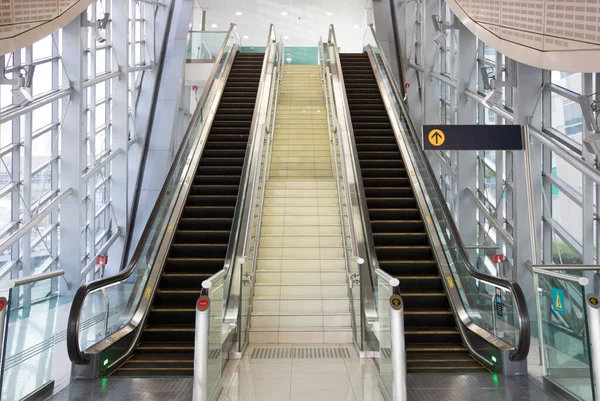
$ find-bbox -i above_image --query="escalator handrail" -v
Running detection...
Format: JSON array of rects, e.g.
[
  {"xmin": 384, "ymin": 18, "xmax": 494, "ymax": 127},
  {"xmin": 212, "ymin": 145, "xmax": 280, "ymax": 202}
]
[
  {"xmin": 365, "ymin": 24, "xmax": 530, "ymax": 361},
  {"xmin": 67, "ymin": 23, "xmax": 240, "ymax": 365},
  {"xmin": 204, "ymin": 26, "xmax": 277, "ymax": 316}
]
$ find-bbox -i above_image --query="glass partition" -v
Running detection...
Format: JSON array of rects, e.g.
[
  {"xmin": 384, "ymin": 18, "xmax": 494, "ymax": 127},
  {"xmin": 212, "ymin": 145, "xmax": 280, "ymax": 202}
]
[
  {"xmin": 70, "ymin": 25, "xmax": 241, "ymax": 361},
  {"xmin": 1, "ymin": 275, "xmax": 66, "ymax": 401},
  {"xmin": 535, "ymin": 271, "xmax": 593, "ymax": 401},
  {"xmin": 208, "ymin": 275, "xmax": 225, "ymax": 401},
  {"xmin": 362, "ymin": 27, "xmax": 525, "ymax": 353},
  {"xmin": 187, "ymin": 31, "xmax": 229, "ymax": 60},
  {"xmin": 375, "ymin": 275, "xmax": 394, "ymax": 398}
]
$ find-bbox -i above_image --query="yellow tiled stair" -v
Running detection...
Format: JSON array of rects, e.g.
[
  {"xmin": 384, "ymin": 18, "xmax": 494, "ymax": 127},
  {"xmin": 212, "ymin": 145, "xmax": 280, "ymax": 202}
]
[{"xmin": 249, "ymin": 65, "xmax": 352, "ymax": 344}]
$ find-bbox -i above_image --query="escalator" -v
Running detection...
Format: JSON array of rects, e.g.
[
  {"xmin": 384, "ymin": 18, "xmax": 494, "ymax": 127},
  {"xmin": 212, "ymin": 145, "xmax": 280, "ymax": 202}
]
[
  {"xmin": 112, "ymin": 52, "xmax": 265, "ymax": 376},
  {"xmin": 339, "ymin": 53, "xmax": 487, "ymax": 373}
]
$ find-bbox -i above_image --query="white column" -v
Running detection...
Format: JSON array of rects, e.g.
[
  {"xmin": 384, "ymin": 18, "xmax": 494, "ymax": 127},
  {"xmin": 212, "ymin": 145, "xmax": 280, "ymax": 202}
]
[
  {"xmin": 105, "ymin": 0, "xmax": 130, "ymax": 277},
  {"xmin": 60, "ymin": 15, "xmax": 85, "ymax": 294}
]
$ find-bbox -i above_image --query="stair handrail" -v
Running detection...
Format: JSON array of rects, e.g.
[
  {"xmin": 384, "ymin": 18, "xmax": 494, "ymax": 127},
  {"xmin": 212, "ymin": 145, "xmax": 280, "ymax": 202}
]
[
  {"xmin": 364, "ymin": 24, "xmax": 530, "ymax": 362},
  {"xmin": 326, "ymin": 25, "xmax": 382, "ymax": 327},
  {"xmin": 66, "ymin": 23, "xmax": 240, "ymax": 366}
]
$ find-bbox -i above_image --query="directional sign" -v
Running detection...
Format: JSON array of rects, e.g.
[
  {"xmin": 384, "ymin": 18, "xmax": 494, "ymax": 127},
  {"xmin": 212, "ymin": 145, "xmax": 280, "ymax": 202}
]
[
  {"xmin": 428, "ymin": 129, "xmax": 445, "ymax": 147},
  {"xmin": 422, "ymin": 125, "xmax": 523, "ymax": 151}
]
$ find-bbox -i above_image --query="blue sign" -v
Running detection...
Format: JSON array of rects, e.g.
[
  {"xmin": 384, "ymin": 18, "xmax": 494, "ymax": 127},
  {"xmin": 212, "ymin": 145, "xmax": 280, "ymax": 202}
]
[
  {"xmin": 552, "ymin": 288, "xmax": 565, "ymax": 314},
  {"xmin": 422, "ymin": 125, "xmax": 524, "ymax": 151}
]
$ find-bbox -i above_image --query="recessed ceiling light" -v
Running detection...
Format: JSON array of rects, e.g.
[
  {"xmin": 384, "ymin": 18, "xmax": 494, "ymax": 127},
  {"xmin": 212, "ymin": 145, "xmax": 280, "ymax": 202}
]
[
  {"xmin": 353, "ymin": 24, "xmax": 360, "ymax": 28},
  {"xmin": 211, "ymin": 24, "xmax": 217, "ymax": 28},
  {"xmin": 326, "ymin": 12, "xmax": 333, "ymax": 16},
  {"xmin": 281, "ymin": 11, "xmax": 288, "ymax": 16},
  {"xmin": 243, "ymin": 35, "xmax": 249, "ymax": 39},
  {"xmin": 235, "ymin": 11, "xmax": 243, "ymax": 16},
  {"xmin": 283, "ymin": 35, "xmax": 289, "ymax": 40}
]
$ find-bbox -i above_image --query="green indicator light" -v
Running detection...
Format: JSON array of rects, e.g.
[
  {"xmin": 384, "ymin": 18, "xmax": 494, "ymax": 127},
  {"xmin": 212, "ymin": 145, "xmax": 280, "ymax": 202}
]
[
  {"xmin": 492, "ymin": 374, "xmax": 499, "ymax": 384},
  {"xmin": 103, "ymin": 359, "xmax": 109, "ymax": 366},
  {"xmin": 491, "ymin": 355, "xmax": 497, "ymax": 363},
  {"xmin": 101, "ymin": 378, "xmax": 108, "ymax": 391}
]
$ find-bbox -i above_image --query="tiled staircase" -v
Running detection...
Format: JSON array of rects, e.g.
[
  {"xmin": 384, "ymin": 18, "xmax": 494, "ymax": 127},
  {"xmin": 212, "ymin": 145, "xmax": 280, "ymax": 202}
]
[{"xmin": 249, "ymin": 65, "xmax": 353, "ymax": 344}]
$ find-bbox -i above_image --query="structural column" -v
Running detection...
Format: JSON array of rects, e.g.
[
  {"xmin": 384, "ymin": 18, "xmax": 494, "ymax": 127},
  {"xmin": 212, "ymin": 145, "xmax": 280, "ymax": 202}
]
[
  {"xmin": 60, "ymin": 15, "xmax": 85, "ymax": 294},
  {"xmin": 512, "ymin": 62, "xmax": 543, "ymax": 328},
  {"xmin": 455, "ymin": 21, "xmax": 477, "ymax": 246},
  {"xmin": 106, "ymin": 0, "xmax": 130, "ymax": 277}
]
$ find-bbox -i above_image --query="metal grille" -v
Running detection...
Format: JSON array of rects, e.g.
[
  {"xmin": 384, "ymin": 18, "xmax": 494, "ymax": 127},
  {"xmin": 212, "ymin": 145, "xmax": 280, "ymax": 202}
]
[{"xmin": 250, "ymin": 347, "xmax": 351, "ymax": 359}]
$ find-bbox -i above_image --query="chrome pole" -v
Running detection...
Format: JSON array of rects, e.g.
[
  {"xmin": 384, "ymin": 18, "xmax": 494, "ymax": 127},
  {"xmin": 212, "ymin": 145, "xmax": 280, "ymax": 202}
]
[
  {"xmin": 389, "ymin": 294, "xmax": 407, "ymax": 401},
  {"xmin": 193, "ymin": 295, "xmax": 211, "ymax": 401},
  {"xmin": 585, "ymin": 294, "xmax": 600, "ymax": 400}
]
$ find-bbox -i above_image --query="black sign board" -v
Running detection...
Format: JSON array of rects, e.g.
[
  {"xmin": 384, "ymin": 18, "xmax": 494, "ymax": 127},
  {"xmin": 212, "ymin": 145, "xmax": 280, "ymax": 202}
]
[{"xmin": 422, "ymin": 124, "xmax": 523, "ymax": 151}]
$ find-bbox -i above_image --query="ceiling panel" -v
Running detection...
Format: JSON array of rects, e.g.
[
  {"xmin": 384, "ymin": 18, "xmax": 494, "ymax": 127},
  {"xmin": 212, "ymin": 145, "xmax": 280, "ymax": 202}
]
[{"xmin": 196, "ymin": 0, "xmax": 368, "ymax": 52}]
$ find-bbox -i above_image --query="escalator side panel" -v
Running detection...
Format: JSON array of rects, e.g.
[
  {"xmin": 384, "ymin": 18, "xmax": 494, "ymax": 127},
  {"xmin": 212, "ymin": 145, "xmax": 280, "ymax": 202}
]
[{"xmin": 111, "ymin": 53, "xmax": 265, "ymax": 377}]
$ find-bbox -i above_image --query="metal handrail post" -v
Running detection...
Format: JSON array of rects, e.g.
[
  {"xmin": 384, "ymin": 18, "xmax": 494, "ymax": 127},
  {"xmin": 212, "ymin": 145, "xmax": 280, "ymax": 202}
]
[
  {"xmin": 193, "ymin": 295, "xmax": 211, "ymax": 401},
  {"xmin": 389, "ymin": 293, "xmax": 406, "ymax": 401},
  {"xmin": 585, "ymin": 294, "xmax": 600, "ymax": 401}
]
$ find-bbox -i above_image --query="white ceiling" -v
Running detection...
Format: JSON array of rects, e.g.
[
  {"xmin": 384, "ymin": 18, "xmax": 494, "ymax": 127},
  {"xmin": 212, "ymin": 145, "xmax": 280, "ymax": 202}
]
[{"xmin": 195, "ymin": 0, "xmax": 368, "ymax": 52}]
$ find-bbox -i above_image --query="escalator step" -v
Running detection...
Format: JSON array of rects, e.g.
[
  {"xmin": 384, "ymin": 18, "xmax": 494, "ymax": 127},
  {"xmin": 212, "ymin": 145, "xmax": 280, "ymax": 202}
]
[
  {"xmin": 185, "ymin": 195, "xmax": 237, "ymax": 206},
  {"xmin": 193, "ymin": 175, "xmax": 241, "ymax": 186},
  {"xmin": 174, "ymin": 229, "xmax": 231, "ymax": 243},
  {"xmin": 169, "ymin": 243, "xmax": 228, "ymax": 258},
  {"xmin": 163, "ymin": 257, "xmax": 224, "ymax": 273}
]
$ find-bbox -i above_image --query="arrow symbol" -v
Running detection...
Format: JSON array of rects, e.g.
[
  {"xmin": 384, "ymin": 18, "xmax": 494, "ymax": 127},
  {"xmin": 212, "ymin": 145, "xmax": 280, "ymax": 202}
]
[{"xmin": 432, "ymin": 132, "xmax": 442, "ymax": 144}]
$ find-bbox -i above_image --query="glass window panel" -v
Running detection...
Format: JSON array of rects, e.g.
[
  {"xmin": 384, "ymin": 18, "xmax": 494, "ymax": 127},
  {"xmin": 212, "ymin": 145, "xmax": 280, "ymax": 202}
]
[
  {"xmin": 552, "ymin": 153, "xmax": 583, "ymax": 193},
  {"xmin": 484, "ymin": 44, "xmax": 496, "ymax": 61},
  {"xmin": 32, "ymin": 36, "xmax": 53, "ymax": 60},
  {"xmin": 96, "ymin": 103, "xmax": 106, "ymax": 129},
  {"xmin": 31, "ymin": 104, "xmax": 52, "ymax": 132},
  {"xmin": 95, "ymin": 129, "xmax": 107, "ymax": 156},
  {"xmin": 552, "ymin": 195, "xmax": 583, "ymax": 245},
  {"xmin": 31, "ymin": 168, "xmax": 52, "ymax": 203},
  {"xmin": 32, "ymin": 129, "xmax": 52, "ymax": 170},
  {"xmin": 32, "ymin": 61, "xmax": 53, "ymax": 97},
  {"xmin": 0, "ymin": 153, "xmax": 11, "ymax": 187},
  {"xmin": 0, "ymin": 193, "xmax": 11, "ymax": 231},
  {"xmin": 551, "ymin": 93, "xmax": 583, "ymax": 144},
  {"xmin": 1, "ymin": 121, "xmax": 12, "ymax": 148},
  {"xmin": 96, "ymin": 48, "xmax": 106, "ymax": 74},
  {"xmin": 552, "ymin": 236, "xmax": 582, "ymax": 264},
  {"xmin": 551, "ymin": 71, "xmax": 582, "ymax": 93}
]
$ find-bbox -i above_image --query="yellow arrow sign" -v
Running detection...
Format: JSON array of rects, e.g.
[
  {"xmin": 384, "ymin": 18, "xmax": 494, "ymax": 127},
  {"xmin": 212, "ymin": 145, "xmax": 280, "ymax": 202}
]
[{"xmin": 428, "ymin": 129, "xmax": 445, "ymax": 147}]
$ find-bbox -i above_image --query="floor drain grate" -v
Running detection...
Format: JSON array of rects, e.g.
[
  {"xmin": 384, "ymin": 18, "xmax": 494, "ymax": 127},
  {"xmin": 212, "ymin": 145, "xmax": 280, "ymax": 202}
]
[{"xmin": 250, "ymin": 347, "xmax": 351, "ymax": 359}]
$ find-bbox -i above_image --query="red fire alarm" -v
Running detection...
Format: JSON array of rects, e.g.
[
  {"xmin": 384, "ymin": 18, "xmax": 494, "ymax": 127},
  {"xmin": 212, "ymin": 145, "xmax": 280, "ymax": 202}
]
[{"xmin": 491, "ymin": 254, "xmax": 505, "ymax": 263}]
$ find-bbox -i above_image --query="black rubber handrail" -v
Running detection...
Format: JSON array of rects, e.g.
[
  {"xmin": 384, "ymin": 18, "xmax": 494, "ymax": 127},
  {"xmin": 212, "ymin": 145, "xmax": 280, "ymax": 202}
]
[
  {"xmin": 66, "ymin": 20, "xmax": 236, "ymax": 365},
  {"xmin": 366, "ymin": 25, "xmax": 530, "ymax": 361}
]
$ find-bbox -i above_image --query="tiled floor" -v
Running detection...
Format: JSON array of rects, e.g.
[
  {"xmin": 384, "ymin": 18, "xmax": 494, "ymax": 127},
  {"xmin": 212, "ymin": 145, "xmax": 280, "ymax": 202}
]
[
  {"xmin": 46, "ymin": 344, "xmax": 569, "ymax": 401},
  {"xmin": 250, "ymin": 65, "xmax": 352, "ymax": 344}
]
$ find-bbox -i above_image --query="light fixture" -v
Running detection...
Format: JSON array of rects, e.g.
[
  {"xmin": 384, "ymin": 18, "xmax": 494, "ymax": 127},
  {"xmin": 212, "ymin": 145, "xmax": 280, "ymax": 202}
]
[
  {"xmin": 235, "ymin": 11, "xmax": 243, "ymax": 16},
  {"xmin": 283, "ymin": 35, "xmax": 289, "ymax": 40},
  {"xmin": 353, "ymin": 25, "xmax": 359, "ymax": 28},
  {"xmin": 326, "ymin": 12, "xmax": 333, "ymax": 16},
  {"xmin": 211, "ymin": 24, "xmax": 217, "ymax": 28},
  {"xmin": 281, "ymin": 11, "xmax": 288, "ymax": 16},
  {"xmin": 243, "ymin": 35, "xmax": 249, "ymax": 39}
]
